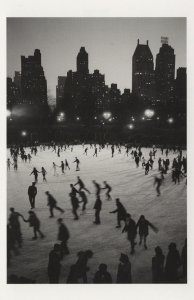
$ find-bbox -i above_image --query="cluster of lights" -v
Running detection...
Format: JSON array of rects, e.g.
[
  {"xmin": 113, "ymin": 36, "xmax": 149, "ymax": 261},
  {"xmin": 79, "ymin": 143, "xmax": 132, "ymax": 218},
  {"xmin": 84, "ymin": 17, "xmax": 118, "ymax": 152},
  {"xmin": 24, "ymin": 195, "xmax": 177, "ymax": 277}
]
[
  {"xmin": 103, "ymin": 112, "xmax": 112, "ymax": 120},
  {"xmin": 57, "ymin": 112, "xmax": 65, "ymax": 122}
]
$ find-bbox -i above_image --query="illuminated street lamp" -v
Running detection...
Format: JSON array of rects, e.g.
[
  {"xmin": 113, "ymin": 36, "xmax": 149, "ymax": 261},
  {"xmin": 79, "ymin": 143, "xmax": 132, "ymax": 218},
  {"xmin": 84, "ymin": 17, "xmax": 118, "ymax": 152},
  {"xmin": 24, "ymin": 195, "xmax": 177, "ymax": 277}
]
[
  {"xmin": 168, "ymin": 117, "xmax": 174, "ymax": 124},
  {"xmin": 76, "ymin": 116, "xmax": 80, "ymax": 121},
  {"xmin": 21, "ymin": 130, "xmax": 27, "ymax": 137},
  {"xmin": 127, "ymin": 124, "xmax": 134, "ymax": 130},
  {"xmin": 103, "ymin": 111, "xmax": 112, "ymax": 120},
  {"xmin": 60, "ymin": 112, "xmax": 65, "ymax": 117},
  {"xmin": 144, "ymin": 109, "xmax": 155, "ymax": 118}
]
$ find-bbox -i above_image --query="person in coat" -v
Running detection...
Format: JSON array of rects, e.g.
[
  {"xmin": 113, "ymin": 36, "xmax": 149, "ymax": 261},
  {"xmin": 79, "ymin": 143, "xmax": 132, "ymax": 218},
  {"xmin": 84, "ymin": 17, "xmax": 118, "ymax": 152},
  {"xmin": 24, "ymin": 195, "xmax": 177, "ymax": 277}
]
[
  {"xmin": 93, "ymin": 263, "xmax": 112, "ymax": 283},
  {"xmin": 136, "ymin": 215, "xmax": 158, "ymax": 249},
  {"xmin": 45, "ymin": 191, "xmax": 64, "ymax": 218},
  {"xmin": 48, "ymin": 243, "xmax": 61, "ymax": 283},
  {"xmin": 122, "ymin": 213, "xmax": 137, "ymax": 254},
  {"xmin": 57, "ymin": 218, "xmax": 70, "ymax": 258},
  {"xmin": 68, "ymin": 250, "xmax": 93, "ymax": 283},
  {"xmin": 152, "ymin": 246, "xmax": 165, "ymax": 283},
  {"xmin": 164, "ymin": 242, "xmax": 181, "ymax": 283},
  {"xmin": 93, "ymin": 196, "xmax": 102, "ymax": 224},
  {"xmin": 28, "ymin": 182, "xmax": 37, "ymax": 209},
  {"xmin": 110, "ymin": 198, "xmax": 127, "ymax": 228},
  {"xmin": 116, "ymin": 253, "xmax": 132, "ymax": 283},
  {"xmin": 23, "ymin": 211, "xmax": 44, "ymax": 240}
]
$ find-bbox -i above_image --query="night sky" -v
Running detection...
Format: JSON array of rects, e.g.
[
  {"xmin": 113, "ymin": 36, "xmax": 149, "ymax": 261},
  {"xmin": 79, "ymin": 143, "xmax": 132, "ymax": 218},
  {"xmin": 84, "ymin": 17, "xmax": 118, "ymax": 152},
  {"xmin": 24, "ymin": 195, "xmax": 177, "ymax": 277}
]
[{"xmin": 7, "ymin": 18, "xmax": 186, "ymax": 102}]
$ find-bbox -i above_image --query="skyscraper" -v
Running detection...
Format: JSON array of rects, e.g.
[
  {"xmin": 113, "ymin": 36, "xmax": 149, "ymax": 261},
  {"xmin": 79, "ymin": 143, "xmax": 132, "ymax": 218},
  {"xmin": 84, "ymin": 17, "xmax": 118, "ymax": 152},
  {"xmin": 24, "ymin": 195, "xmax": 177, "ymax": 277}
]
[
  {"xmin": 56, "ymin": 76, "xmax": 66, "ymax": 109},
  {"xmin": 175, "ymin": 67, "xmax": 186, "ymax": 103},
  {"xmin": 77, "ymin": 47, "xmax": 89, "ymax": 74},
  {"xmin": 21, "ymin": 49, "xmax": 48, "ymax": 106},
  {"xmin": 132, "ymin": 39, "xmax": 155, "ymax": 104},
  {"xmin": 155, "ymin": 37, "xmax": 175, "ymax": 104}
]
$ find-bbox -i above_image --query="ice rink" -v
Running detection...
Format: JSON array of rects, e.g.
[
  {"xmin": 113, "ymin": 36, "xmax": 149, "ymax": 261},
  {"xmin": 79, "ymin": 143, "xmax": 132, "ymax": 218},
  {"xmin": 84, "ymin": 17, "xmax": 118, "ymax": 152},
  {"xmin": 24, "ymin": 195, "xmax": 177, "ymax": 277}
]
[{"xmin": 7, "ymin": 145, "xmax": 187, "ymax": 283}]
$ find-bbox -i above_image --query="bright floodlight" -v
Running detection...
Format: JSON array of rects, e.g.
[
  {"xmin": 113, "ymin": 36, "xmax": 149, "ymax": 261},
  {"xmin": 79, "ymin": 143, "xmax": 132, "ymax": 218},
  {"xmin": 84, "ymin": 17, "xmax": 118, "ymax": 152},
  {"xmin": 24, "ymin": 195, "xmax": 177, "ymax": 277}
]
[
  {"xmin": 128, "ymin": 124, "xmax": 134, "ymax": 130},
  {"xmin": 103, "ymin": 112, "xmax": 112, "ymax": 120},
  {"xmin": 168, "ymin": 117, "xmax": 174, "ymax": 124},
  {"xmin": 144, "ymin": 109, "xmax": 155, "ymax": 118},
  {"xmin": 7, "ymin": 110, "xmax": 11, "ymax": 117},
  {"xmin": 21, "ymin": 131, "xmax": 27, "ymax": 136},
  {"xmin": 60, "ymin": 112, "xmax": 64, "ymax": 117}
]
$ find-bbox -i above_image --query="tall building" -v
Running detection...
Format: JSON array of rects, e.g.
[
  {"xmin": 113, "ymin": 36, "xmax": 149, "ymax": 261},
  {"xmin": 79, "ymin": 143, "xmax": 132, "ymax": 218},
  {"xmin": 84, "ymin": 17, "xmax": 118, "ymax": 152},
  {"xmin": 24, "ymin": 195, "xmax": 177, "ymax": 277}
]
[
  {"xmin": 7, "ymin": 77, "xmax": 20, "ymax": 109},
  {"xmin": 21, "ymin": 49, "xmax": 48, "ymax": 106},
  {"xmin": 14, "ymin": 71, "xmax": 21, "ymax": 92},
  {"xmin": 175, "ymin": 67, "xmax": 186, "ymax": 103},
  {"xmin": 90, "ymin": 69, "xmax": 106, "ymax": 114},
  {"xmin": 56, "ymin": 76, "xmax": 66, "ymax": 109},
  {"xmin": 132, "ymin": 39, "xmax": 155, "ymax": 104},
  {"xmin": 77, "ymin": 47, "xmax": 89, "ymax": 74},
  {"xmin": 155, "ymin": 38, "xmax": 175, "ymax": 104}
]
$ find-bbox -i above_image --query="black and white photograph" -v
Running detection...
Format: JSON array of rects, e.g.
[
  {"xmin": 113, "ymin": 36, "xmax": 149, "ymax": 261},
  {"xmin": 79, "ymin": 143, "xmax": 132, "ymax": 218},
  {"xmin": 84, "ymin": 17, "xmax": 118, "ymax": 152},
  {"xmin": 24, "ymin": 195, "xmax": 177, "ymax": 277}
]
[{"xmin": 5, "ymin": 16, "xmax": 188, "ymax": 285}]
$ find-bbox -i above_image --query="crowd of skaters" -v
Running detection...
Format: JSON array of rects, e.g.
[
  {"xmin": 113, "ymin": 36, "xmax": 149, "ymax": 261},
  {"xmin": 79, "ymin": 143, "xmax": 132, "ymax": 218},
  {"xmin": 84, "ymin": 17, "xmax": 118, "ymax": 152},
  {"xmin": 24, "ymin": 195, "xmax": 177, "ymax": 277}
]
[{"xmin": 7, "ymin": 142, "xmax": 187, "ymax": 283}]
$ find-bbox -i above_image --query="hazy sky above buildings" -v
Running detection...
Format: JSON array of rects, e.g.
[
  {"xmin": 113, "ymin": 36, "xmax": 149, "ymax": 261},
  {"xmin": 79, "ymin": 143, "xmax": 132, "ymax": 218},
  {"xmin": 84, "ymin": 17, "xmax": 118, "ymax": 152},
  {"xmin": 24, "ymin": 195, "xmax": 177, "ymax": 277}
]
[{"xmin": 7, "ymin": 18, "xmax": 186, "ymax": 102}]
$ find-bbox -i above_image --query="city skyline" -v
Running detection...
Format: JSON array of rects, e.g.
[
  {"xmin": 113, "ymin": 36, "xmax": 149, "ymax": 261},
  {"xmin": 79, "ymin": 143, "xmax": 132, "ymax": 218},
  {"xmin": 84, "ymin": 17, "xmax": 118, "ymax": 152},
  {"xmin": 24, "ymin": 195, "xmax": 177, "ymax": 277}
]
[{"xmin": 7, "ymin": 18, "xmax": 186, "ymax": 103}]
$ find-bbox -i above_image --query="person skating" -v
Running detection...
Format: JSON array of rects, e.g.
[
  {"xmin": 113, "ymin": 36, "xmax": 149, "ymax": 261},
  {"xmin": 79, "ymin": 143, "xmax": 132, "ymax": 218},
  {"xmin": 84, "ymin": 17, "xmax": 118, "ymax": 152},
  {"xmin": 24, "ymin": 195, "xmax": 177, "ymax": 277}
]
[
  {"xmin": 116, "ymin": 253, "xmax": 132, "ymax": 283},
  {"xmin": 7, "ymin": 158, "xmax": 11, "ymax": 171},
  {"xmin": 48, "ymin": 243, "xmax": 61, "ymax": 283},
  {"xmin": 65, "ymin": 159, "xmax": 70, "ymax": 170},
  {"xmin": 93, "ymin": 147, "xmax": 98, "ymax": 157},
  {"xmin": 93, "ymin": 264, "xmax": 112, "ymax": 283},
  {"xmin": 79, "ymin": 190, "xmax": 88, "ymax": 213},
  {"xmin": 93, "ymin": 196, "xmax": 102, "ymax": 224},
  {"xmin": 152, "ymin": 246, "xmax": 165, "ymax": 283},
  {"xmin": 57, "ymin": 161, "xmax": 65, "ymax": 174},
  {"xmin": 92, "ymin": 180, "xmax": 101, "ymax": 197},
  {"xmin": 102, "ymin": 181, "xmax": 112, "ymax": 200},
  {"xmin": 110, "ymin": 198, "xmax": 127, "ymax": 228},
  {"xmin": 73, "ymin": 157, "xmax": 80, "ymax": 171},
  {"xmin": 30, "ymin": 167, "xmax": 39, "ymax": 183},
  {"xmin": 45, "ymin": 191, "xmax": 64, "ymax": 218},
  {"xmin": 52, "ymin": 162, "xmax": 58, "ymax": 176},
  {"xmin": 154, "ymin": 174, "xmax": 164, "ymax": 196},
  {"xmin": 164, "ymin": 242, "xmax": 181, "ymax": 283},
  {"xmin": 57, "ymin": 218, "xmax": 70, "ymax": 258},
  {"xmin": 84, "ymin": 147, "xmax": 88, "ymax": 155},
  {"xmin": 28, "ymin": 182, "xmax": 37, "ymax": 209},
  {"xmin": 9, "ymin": 207, "xmax": 24, "ymax": 248},
  {"xmin": 145, "ymin": 161, "xmax": 151, "ymax": 175},
  {"xmin": 69, "ymin": 192, "xmax": 79, "ymax": 220},
  {"xmin": 135, "ymin": 155, "xmax": 140, "ymax": 168},
  {"xmin": 122, "ymin": 214, "xmax": 137, "ymax": 254},
  {"xmin": 23, "ymin": 211, "xmax": 45, "ymax": 240},
  {"xmin": 74, "ymin": 176, "xmax": 91, "ymax": 194},
  {"xmin": 70, "ymin": 183, "xmax": 79, "ymax": 197},
  {"xmin": 136, "ymin": 215, "xmax": 158, "ymax": 249},
  {"xmin": 41, "ymin": 167, "xmax": 47, "ymax": 181}
]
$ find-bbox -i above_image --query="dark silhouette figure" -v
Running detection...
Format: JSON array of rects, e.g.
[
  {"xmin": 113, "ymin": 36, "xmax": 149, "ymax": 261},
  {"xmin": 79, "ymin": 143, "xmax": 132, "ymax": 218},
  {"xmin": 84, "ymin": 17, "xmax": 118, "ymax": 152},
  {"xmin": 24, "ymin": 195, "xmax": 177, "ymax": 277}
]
[
  {"xmin": 9, "ymin": 208, "xmax": 23, "ymax": 248},
  {"xmin": 45, "ymin": 191, "xmax": 64, "ymax": 218},
  {"xmin": 23, "ymin": 211, "xmax": 44, "ymax": 240},
  {"xmin": 30, "ymin": 167, "xmax": 39, "ymax": 182},
  {"xmin": 69, "ymin": 192, "xmax": 79, "ymax": 220},
  {"xmin": 136, "ymin": 215, "xmax": 158, "ymax": 249},
  {"xmin": 74, "ymin": 176, "xmax": 91, "ymax": 194},
  {"xmin": 28, "ymin": 182, "xmax": 37, "ymax": 209},
  {"xmin": 122, "ymin": 214, "xmax": 137, "ymax": 254},
  {"xmin": 102, "ymin": 181, "xmax": 112, "ymax": 200},
  {"xmin": 73, "ymin": 157, "xmax": 80, "ymax": 171},
  {"xmin": 93, "ymin": 196, "xmax": 102, "ymax": 224},
  {"xmin": 154, "ymin": 175, "xmax": 163, "ymax": 196},
  {"xmin": 41, "ymin": 167, "xmax": 47, "ymax": 181},
  {"xmin": 67, "ymin": 250, "xmax": 93, "ymax": 283},
  {"xmin": 65, "ymin": 159, "xmax": 70, "ymax": 170},
  {"xmin": 57, "ymin": 218, "xmax": 70, "ymax": 258},
  {"xmin": 181, "ymin": 239, "xmax": 187, "ymax": 280},
  {"xmin": 92, "ymin": 180, "xmax": 101, "ymax": 197},
  {"xmin": 48, "ymin": 243, "xmax": 61, "ymax": 283},
  {"xmin": 110, "ymin": 198, "xmax": 127, "ymax": 228},
  {"xmin": 117, "ymin": 253, "xmax": 132, "ymax": 283},
  {"xmin": 79, "ymin": 190, "xmax": 88, "ymax": 212},
  {"xmin": 152, "ymin": 246, "xmax": 165, "ymax": 283},
  {"xmin": 164, "ymin": 242, "xmax": 181, "ymax": 283},
  {"xmin": 93, "ymin": 264, "xmax": 112, "ymax": 283}
]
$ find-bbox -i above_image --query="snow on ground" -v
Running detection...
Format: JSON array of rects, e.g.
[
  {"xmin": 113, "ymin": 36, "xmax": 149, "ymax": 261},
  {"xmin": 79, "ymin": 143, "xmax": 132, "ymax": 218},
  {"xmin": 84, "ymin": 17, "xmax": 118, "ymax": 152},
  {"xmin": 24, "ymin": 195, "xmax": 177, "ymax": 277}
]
[{"xmin": 7, "ymin": 145, "xmax": 187, "ymax": 283}]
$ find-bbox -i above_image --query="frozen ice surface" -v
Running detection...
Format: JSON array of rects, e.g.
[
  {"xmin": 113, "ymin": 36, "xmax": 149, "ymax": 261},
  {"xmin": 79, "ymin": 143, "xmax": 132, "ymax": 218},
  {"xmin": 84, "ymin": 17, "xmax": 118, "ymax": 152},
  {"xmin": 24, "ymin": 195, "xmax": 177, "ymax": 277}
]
[{"xmin": 7, "ymin": 145, "xmax": 187, "ymax": 283}]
